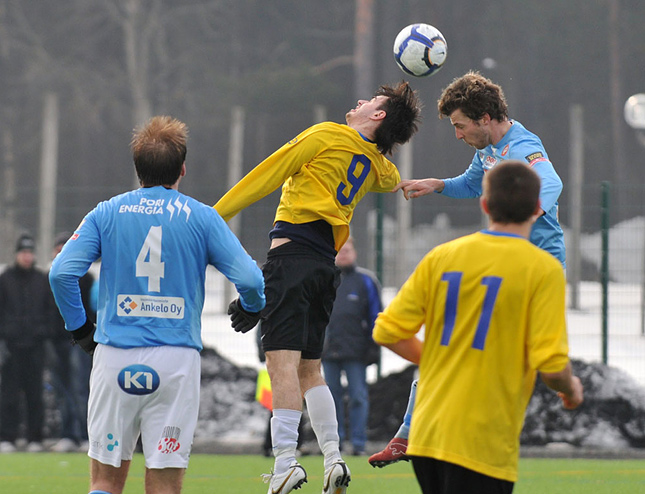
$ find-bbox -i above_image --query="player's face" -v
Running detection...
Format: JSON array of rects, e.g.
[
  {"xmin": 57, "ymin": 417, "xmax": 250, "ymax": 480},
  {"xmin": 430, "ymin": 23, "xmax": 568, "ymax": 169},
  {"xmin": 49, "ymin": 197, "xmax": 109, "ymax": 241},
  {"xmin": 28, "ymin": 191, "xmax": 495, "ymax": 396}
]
[
  {"xmin": 16, "ymin": 249, "xmax": 35, "ymax": 269},
  {"xmin": 449, "ymin": 109, "xmax": 492, "ymax": 150},
  {"xmin": 345, "ymin": 95, "xmax": 387, "ymax": 125}
]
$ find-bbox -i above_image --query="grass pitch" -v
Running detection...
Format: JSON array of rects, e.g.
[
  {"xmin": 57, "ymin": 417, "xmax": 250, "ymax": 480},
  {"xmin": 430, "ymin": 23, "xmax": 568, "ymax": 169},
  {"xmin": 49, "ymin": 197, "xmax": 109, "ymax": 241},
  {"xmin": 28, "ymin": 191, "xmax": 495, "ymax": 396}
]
[{"xmin": 0, "ymin": 453, "xmax": 644, "ymax": 493}]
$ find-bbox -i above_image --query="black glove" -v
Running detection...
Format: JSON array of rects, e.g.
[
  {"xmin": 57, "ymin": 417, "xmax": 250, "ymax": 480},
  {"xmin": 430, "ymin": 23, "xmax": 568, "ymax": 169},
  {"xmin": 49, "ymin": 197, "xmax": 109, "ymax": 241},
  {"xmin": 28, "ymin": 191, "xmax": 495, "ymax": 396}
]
[
  {"xmin": 70, "ymin": 317, "xmax": 97, "ymax": 356},
  {"xmin": 227, "ymin": 298, "xmax": 261, "ymax": 334}
]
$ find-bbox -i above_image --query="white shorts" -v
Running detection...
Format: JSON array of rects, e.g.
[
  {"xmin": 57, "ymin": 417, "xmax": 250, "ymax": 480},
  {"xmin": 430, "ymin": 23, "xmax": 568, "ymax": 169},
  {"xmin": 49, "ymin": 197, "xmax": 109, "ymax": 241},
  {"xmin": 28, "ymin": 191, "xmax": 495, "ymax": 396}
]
[{"xmin": 88, "ymin": 344, "xmax": 200, "ymax": 469}]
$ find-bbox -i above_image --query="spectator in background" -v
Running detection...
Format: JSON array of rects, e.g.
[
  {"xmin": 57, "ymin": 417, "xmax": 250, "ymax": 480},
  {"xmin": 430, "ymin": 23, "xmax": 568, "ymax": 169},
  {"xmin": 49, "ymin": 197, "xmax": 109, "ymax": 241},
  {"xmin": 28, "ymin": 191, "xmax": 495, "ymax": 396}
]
[
  {"xmin": 0, "ymin": 233, "xmax": 52, "ymax": 453},
  {"xmin": 322, "ymin": 237, "xmax": 381, "ymax": 456},
  {"xmin": 49, "ymin": 231, "xmax": 96, "ymax": 453}
]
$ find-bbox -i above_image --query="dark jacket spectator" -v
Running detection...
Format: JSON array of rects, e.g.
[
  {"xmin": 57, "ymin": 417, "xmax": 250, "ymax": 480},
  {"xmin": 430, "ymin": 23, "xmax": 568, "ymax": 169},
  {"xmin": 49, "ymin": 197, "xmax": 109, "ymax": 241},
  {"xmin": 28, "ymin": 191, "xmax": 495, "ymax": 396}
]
[{"xmin": 0, "ymin": 233, "xmax": 52, "ymax": 452}]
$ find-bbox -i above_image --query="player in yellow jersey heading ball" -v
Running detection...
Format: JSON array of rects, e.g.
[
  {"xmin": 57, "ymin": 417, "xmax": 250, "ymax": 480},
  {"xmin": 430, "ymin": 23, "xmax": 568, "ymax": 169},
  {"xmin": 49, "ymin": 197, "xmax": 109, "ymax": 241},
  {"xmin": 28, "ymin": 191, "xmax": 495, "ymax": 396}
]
[
  {"xmin": 373, "ymin": 160, "xmax": 583, "ymax": 494},
  {"xmin": 215, "ymin": 81, "xmax": 421, "ymax": 494}
]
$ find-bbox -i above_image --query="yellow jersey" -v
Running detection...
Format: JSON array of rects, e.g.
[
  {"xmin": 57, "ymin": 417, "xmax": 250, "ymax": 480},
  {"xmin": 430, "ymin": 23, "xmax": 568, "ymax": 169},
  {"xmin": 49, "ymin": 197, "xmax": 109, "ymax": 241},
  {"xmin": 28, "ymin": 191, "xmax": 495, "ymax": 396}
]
[
  {"xmin": 214, "ymin": 122, "xmax": 400, "ymax": 251},
  {"xmin": 373, "ymin": 230, "xmax": 569, "ymax": 482}
]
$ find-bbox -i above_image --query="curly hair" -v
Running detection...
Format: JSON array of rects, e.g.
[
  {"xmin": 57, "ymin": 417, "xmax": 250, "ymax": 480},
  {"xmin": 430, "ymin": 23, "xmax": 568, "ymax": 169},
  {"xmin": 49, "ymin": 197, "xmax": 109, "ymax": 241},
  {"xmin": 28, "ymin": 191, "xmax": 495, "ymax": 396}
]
[
  {"xmin": 131, "ymin": 116, "xmax": 188, "ymax": 187},
  {"xmin": 372, "ymin": 81, "xmax": 422, "ymax": 155},
  {"xmin": 438, "ymin": 71, "xmax": 508, "ymax": 122}
]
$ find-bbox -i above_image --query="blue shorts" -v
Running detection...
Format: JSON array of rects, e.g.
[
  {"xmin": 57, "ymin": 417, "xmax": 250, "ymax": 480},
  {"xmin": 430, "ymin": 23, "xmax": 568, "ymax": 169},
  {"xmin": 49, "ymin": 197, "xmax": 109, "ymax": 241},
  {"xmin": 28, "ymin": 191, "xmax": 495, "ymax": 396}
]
[{"xmin": 260, "ymin": 241, "xmax": 340, "ymax": 359}]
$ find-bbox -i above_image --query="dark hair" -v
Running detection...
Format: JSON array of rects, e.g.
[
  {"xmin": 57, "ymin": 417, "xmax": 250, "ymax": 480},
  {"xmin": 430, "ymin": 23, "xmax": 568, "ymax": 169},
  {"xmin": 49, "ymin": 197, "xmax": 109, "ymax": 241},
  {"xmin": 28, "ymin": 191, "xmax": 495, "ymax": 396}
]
[
  {"xmin": 484, "ymin": 160, "xmax": 540, "ymax": 224},
  {"xmin": 131, "ymin": 116, "xmax": 188, "ymax": 187},
  {"xmin": 438, "ymin": 71, "xmax": 508, "ymax": 122},
  {"xmin": 373, "ymin": 81, "xmax": 422, "ymax": 155}
]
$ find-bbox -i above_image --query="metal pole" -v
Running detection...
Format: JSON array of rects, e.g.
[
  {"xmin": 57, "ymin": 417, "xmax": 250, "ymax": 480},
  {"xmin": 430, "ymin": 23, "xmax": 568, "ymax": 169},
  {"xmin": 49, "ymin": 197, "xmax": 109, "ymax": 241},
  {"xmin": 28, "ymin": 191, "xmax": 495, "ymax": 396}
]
[
  {"xmin": 600, "ymin": 182, "xmax": 610, "ymax": 365},
  {"xmin": 568, "ymin": 105, "xmax": 584, "ymax": 309},
  {"xmin": 223, "ymin": 106, "xmax": 245, "ymax": 310},
  {"xmin": 395, "ymin": 142, "xmax": 413, "ymax": 287},
  {"xmin": 38, "ymin": 92, "xmax": 59, "ymax": 267}
]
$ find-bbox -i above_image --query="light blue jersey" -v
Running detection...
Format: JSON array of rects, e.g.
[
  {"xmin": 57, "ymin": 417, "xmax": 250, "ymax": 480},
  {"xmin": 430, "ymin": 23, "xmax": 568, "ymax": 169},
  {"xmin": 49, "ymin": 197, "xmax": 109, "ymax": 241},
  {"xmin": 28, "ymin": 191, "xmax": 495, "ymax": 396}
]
[
  {"xmin": 441, "ymin": 120, "xmax": 566, "ymax": 266},
  {"xmin": 50, "ymin": 186, "xmax": 265, "ymax": 350}
]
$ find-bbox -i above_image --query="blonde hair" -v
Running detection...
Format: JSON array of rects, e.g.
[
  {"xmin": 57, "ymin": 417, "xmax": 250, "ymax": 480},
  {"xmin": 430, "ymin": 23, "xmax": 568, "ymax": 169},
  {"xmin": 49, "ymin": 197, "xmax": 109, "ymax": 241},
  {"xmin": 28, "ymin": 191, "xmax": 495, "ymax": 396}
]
[{"xmin": 131, "ymin": 116, "xmax": 188, "ymax": 186}]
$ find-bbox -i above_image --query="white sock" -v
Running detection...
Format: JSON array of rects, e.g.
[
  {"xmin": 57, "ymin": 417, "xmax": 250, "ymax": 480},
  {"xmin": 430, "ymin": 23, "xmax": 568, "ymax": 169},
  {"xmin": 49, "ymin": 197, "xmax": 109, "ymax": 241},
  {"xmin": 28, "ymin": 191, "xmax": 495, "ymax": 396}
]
[
  {"xmin": 304, "ymin": 385, "xmax": 342, "ymax": 470},
  {"xmin": 271, "ymin": 408, "xmax": 302, "ymax": 474}
]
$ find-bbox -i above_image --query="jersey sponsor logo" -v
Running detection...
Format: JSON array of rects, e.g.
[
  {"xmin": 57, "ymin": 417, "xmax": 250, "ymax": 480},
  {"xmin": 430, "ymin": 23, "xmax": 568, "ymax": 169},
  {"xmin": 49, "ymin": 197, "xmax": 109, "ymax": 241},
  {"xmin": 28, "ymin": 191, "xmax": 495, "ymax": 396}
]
[
  {"xmin": 483, "ymin": 155, "xmax": 498, "ymax": 170},
  {"xmin": 501, "ymin": 144, "xmax": 510, "ymax": 156},
  {"xmin": 157, "ymin": 425, "xmax": 181, "ymax": 454},
  {"xmin": 525, "ymin": 151, "xmax": 548, "ymax": 166},
  {"xmin": 166, "ymin": 198, "xmax": 191, "ymax": 221},
  {"xmin": 117, "ymin": 294, "xmax": 185, "ymax": 319},
  {"xmin": 119, "ymin": 198, "xmax": 165, "ymax": 215},
  {"xmin": 118, "ymin": 364, "xmax": 160, "ymax": 395}
]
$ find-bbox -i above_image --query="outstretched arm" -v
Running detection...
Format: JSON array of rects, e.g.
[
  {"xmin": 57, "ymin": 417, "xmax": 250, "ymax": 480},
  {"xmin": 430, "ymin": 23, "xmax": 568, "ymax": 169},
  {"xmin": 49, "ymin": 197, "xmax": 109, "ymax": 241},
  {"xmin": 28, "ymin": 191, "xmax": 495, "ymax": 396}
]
[{"xmin": 393, "ymin": 178, "xmax": 445, "ymax": 199}]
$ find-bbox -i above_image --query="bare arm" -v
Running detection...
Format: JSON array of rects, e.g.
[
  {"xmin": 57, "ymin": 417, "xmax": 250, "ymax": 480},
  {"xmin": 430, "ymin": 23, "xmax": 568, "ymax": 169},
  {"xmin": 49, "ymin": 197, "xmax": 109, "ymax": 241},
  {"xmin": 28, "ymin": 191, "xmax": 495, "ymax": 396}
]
[
  {"xmin": 380, "ymin": 337, "xmax": 423, "ymax": 365},
  {"xmin": 392, "ymin": 178, "xmax": 445, "ymax": 200},
  {"xmin": 540, "ymin": 361, "xmax": 584, "ymax": 410}
]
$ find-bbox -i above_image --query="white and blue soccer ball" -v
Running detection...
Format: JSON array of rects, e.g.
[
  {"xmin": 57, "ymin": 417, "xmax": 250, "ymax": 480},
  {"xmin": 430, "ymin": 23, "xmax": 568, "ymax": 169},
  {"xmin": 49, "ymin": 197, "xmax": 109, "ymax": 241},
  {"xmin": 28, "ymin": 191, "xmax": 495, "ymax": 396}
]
[{"xmin": 393, "ymin": 23, "xmax": 447, "ymax": 77}]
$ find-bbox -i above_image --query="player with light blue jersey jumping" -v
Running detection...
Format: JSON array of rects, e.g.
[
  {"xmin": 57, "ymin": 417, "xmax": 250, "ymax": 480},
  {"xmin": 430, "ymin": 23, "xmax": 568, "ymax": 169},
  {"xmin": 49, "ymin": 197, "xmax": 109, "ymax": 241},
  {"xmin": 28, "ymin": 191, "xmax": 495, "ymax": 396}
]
[
  {"xmin": 49, "ymin": 116, "xmax": 265, "ymax": 494},
  {"xmin": 371, "ymin": 71, "xmax": 567, "ymax": 469},
  {"xmin": 440, "ymin": 119, "xmax": 565, "ymax": 266},
  {"xmin": 396, "ymin": 71, "xmax": 565, "ymax": 267}
]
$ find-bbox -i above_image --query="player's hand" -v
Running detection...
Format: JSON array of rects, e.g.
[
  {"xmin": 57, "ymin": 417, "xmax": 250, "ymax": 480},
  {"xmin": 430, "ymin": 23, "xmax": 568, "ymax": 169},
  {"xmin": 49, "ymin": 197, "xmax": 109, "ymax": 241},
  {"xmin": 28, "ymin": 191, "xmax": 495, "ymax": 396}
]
[
  {"xmin": 393, "ymin": 178, "xmax": 444, "ymax": 200},
  {"xmin": 70, "ymin": 317, "xmax": 97, "ymax": 356},
  {"xmin": 557, "ymin": 376, "xmax": 584, "ymax": 410},
  {"xmin": 228, "ymin": 298, "xmax": 261, "ymax": 333}
]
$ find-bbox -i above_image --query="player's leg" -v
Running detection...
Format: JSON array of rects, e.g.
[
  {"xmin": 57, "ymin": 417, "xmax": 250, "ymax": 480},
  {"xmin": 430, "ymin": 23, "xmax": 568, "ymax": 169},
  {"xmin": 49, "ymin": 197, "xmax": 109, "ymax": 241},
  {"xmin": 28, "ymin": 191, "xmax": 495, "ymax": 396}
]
[
  {"xmin": 301, "ymin": 359, "xmax": 351, "ymax": 494},
  {"xmin": 321, "ymin": 359, "xmax": 347, "ymax": 447},
  {"xmin": 87, "ymin": 345, "xmax": 142, "ymax": 493},
  {"xmin": 300, "ymin": 264, "xmax": 350, "ymax": 494},
  {"xmin": 90, "ymin": 458, "xmax": 131, "ymax": 494},
  {"xmin": 138, "ymin": 346, "xmax": 200, "ymax": 494},
  {"xmin": 144, "ymin": 467, "xmax": 185, "ymax": 494},
  {"xmin": 368, "ymin": 379, "xmax": 417, "ymax": 467},
  {"xmin": 266, "ymin": 350, "xmax": 305, "ymax": 458},
  {"xmin": 264, "ymin": 350, "xmax": 307, "ymax": 493},
  {"xmin": 260, "ymin": 245, "xmax": 314, "ymax": 474}
]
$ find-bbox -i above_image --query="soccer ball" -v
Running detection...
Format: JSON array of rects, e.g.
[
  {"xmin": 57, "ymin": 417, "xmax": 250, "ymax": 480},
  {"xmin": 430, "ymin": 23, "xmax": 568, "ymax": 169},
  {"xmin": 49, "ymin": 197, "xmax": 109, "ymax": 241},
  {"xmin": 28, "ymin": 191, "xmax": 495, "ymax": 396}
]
[{"xmin": 393, "ymin": 23, "xmax": 447, "ymax": 77}]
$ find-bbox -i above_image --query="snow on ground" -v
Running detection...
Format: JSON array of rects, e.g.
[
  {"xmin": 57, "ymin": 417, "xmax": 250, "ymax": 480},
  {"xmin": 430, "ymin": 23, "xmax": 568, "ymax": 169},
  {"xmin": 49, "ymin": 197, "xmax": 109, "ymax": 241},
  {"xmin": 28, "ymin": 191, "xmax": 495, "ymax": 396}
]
[{"xmin": 200, "ymin": 268, "xmax": 645, "ymax": 387}]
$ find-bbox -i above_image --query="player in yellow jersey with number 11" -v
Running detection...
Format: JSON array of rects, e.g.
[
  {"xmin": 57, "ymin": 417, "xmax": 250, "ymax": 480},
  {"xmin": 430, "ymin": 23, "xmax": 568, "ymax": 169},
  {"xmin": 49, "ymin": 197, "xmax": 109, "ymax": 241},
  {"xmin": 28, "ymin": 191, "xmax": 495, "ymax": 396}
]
[{"xmin": 373, "ymin": 160, "xmax": 583, "ymax": 494}]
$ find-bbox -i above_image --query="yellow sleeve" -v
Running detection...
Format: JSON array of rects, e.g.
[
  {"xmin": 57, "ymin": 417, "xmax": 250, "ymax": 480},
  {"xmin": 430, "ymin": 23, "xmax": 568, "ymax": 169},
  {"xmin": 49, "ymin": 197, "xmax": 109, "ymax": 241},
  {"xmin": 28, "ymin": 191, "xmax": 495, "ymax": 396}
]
[
  {"xmin": 527, "ymin": 262, "xmax": 570, "ymax": 373},
  {"xmin": 370, "ymin": 160, "xmax": 401, "ymax": 193},
  {"xmin": 373, "ymin": 254, "xmax": 430, "ymax": 345},
  {"xmin": 214, "ymin": 127, "xmax": 326, "ymax": 221}
]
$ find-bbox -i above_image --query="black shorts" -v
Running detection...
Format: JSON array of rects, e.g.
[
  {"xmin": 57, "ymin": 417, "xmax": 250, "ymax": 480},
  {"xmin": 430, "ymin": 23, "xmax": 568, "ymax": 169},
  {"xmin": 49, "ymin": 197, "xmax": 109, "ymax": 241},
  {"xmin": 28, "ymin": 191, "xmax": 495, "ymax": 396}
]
[
  {"xmin": 410, "ymin": 456, "xmax": 514, "ymax": 494},
  {"xmin": 260, "ymin": 242, "xmax": 340, "ymax": 359}
]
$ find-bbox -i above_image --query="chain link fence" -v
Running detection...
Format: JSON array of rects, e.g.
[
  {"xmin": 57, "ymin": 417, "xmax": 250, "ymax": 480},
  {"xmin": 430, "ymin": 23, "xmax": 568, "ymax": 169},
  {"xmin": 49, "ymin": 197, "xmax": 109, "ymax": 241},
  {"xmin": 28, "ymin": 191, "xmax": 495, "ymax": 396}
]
[{"xmin": 2, "ymin": 182, "xmax": 645, "ymax": 385}]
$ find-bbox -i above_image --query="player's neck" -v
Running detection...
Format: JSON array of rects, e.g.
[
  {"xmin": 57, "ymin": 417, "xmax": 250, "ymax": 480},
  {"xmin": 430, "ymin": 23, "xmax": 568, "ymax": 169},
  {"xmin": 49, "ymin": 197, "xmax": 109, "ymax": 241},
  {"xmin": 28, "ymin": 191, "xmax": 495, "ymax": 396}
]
[
  {"xmin": 486, "ymin": 220, "xmax": 532, "ymax": 239},
  {"xmin": 349, "ymin": 121, "xmax": 377, "ymax": 142},
  {"xmin": 490, "ymin": 119, "xmax": 512, "ymax": 146}
]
